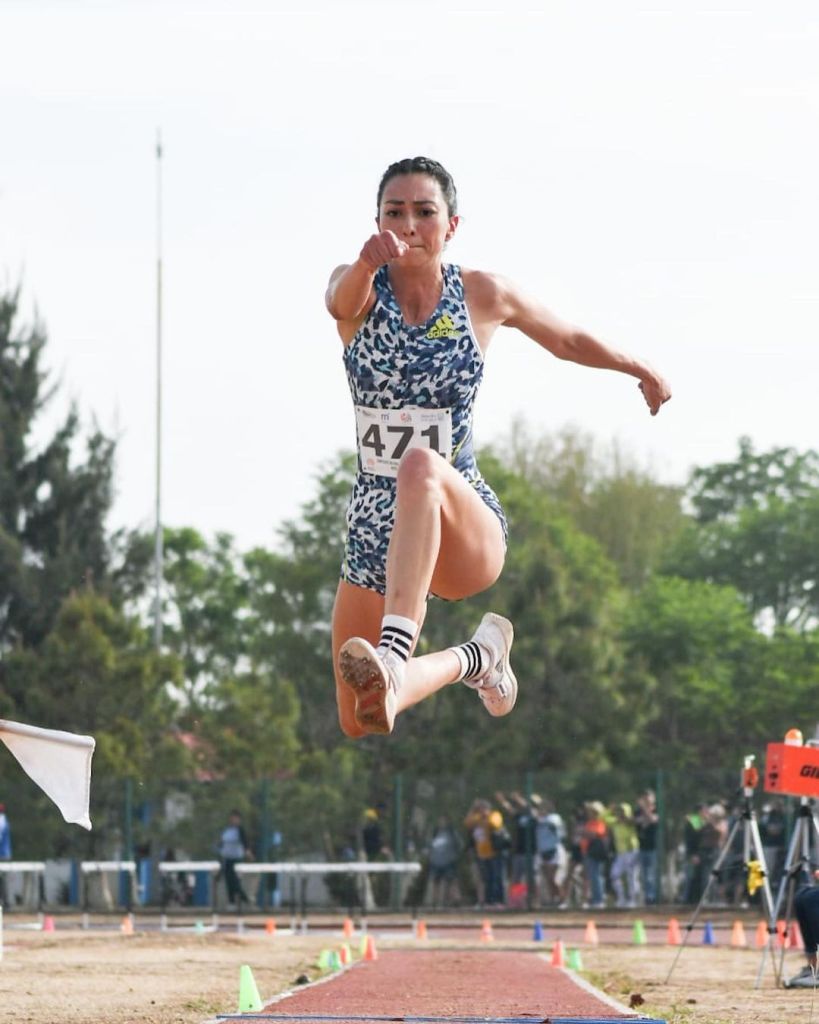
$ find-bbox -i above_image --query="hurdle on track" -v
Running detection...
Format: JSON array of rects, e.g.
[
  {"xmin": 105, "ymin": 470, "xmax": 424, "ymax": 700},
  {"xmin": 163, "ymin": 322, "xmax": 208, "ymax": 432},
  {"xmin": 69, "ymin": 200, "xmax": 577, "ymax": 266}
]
[
  {"xmin": 235, "ymin": 861, "xmax": 422, "ymax": 929},
  {"xmin": 79, "ymin": 860, "xmax": 137, "ymax": 917},
  {"xmin": 157, "ymin": 859, "xmax": 221, "ymax": 919},
  {"xmin": 0, "ymin": 861, "xmax": 46, "ymax": 911}
]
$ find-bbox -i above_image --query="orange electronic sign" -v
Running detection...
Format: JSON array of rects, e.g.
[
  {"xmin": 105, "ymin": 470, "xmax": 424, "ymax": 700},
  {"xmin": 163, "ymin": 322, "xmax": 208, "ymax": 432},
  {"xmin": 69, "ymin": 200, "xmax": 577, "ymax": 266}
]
[{"xmin": 764, "ymin": 742, "xmax": 819, "ymax": 798}]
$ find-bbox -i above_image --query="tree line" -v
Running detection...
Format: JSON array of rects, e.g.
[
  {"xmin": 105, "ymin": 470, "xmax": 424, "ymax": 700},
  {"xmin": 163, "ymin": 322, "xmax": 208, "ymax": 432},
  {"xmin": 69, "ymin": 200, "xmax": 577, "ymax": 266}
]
[{"xmin": 2, "ymin": 285, "xmax": 818, "ymax": 859}]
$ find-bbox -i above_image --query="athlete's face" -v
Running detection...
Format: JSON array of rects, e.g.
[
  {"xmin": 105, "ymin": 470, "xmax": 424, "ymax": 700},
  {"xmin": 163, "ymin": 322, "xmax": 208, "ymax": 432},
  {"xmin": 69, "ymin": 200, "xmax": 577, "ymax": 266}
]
[{"xmin": 377, "ymin": 174, "xmax": 458, "ymax": 260}]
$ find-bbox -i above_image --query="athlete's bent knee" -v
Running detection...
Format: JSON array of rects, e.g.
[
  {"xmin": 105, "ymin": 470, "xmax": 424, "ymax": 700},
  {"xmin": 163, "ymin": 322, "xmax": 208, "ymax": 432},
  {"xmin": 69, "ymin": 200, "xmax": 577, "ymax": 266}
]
[{"xmin": 396, "ymin": 447, "xmax": 444, "ymax": 503}]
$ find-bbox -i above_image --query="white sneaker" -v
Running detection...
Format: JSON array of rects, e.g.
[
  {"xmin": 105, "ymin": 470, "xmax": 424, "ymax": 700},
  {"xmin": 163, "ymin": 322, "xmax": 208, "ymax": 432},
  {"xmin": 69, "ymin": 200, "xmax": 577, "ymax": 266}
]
[
  {"xmin": 338, "ymin": 637, "xmax": 400, "ymax": 735},
  {"xmin": 464, "ymin": 613, "xmax": 517, "ymax": 717},
  {"xmin": 785, "ymin": 965, "xmax": 819, "ymax": 988}
]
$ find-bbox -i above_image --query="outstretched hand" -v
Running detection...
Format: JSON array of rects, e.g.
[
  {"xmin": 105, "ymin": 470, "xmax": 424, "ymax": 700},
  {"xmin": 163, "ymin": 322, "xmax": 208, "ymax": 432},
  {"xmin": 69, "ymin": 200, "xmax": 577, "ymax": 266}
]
[
  {"xmin": 359, "ymin": 230, "xmax": 409, "ymax": 272},
  {"xmin": 638, "ymin": 375, "xmax": 672, "ymax": 416}
]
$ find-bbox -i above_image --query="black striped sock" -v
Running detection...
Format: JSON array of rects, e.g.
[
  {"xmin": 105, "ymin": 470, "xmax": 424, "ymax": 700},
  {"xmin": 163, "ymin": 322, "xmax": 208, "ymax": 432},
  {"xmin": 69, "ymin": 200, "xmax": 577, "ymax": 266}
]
[
  {"xmin": 450, "ymin": 640, "xmax": 489, "ymax": 682},
  {"xmin": 377, "ymin": 614, "xmax": 418, "ymax": 664}
]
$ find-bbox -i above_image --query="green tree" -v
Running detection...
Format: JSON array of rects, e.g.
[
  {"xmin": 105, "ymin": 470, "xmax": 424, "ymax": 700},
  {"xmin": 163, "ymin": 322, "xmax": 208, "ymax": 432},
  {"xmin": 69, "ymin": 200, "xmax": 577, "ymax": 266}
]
[
  {"xmin": 621, "ymin": 575, "xmax": 763, "ymax": 778},
  {"xmin": 242, "ymin": 454, "xmax": 354, "ymax": 750},
  {"xmin": 687, "ymin": 436, "xmax": 819, "ymax": 523},
  {"xmin": 196, "ymin": 671, "xmax": 301, "ymax": 781},
  {"xmin": 493, "ymin": 420, "xmax": 687, "ymax": 587},
  {"xmin": 0, "ymin": 286, "xmax": 116, "ymax": 653},
  {"xmin": 1, "ymin": 589, "xmax": 190, "ymax": 856},
  {"xmin": 110, "ymin": 460, "xmax": 356, "ymax": 812},
  {"xmin": 738, "ymin": 627, "xmax": 819, "ymax": 750},
  {"xmin": 3, "ymin": 589, "xmax": 186, "ymax": 779},
  {"xmin": 159, "ymin": 527, "xmax": 249, "ymax": 713},
  {"xmin": 668, "ymin": 439, "xmax": 819, "ymax": 629}
]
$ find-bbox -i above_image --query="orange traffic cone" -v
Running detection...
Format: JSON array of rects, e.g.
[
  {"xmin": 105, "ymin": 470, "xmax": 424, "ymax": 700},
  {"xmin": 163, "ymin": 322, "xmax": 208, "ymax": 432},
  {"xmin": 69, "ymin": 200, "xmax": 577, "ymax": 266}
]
[
  {"xmin": 789, "ymin": 922, "xmax": 804, "ymax": 950},
  {"xmin": 265, "ymin": 918, "xmax": 277, "ymax": 935},
  {"xmin": 42, "ymin": 915, "xmax": 56, "ymax": 933},
  {"xmin": 776, "ymin": 919, "xmax": 787, "ymax": 946},
  {"xmin": 363, "ymin": 935, "xmax": 378, "ymax": 961},
  {"xmin": 342, "ymin": 917, "xmax": 354, "ymax": 938},
  {"xmin": 415, "ymin": 919, "xmax": 428, "ymax": 940},
  {"xmin": 729, "ymin": 920, "xmax": 747, "ymax": 948},
  {"xmin": 550, "ymin": 938, "xmax": 565, "ymax": 967},
  {"xmin": 121, "ymin": 914, "xmax": 134, "ymax": 935},
  {"xmin": 755, "ymin": 920, "xmax": 768, "ymax": 947},
  {"xmin": 339, "ymin": 943, "xmax": 351, "ymax": 964},
  {"xmin": 583, "ymin": 920, "xmax": 599, "ymax": 946},
  {"xmin": 480, "ymin": 919, "xmax": 494, "ymax": 942},
  {"xmin": 667, "ymin": 918, "xmax": 682, "ymax": 945}
]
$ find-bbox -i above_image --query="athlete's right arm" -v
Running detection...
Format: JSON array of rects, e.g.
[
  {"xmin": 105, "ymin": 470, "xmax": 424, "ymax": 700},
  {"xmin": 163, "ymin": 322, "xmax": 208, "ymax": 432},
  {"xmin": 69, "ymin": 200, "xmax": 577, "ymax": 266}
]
[
  {"xmin": 325, "ymin": 230, "xmax": 409, "ymax": 322},
  {"xmin": 325, "ymin": 260, "xmax": 376, "ymax": 323}
]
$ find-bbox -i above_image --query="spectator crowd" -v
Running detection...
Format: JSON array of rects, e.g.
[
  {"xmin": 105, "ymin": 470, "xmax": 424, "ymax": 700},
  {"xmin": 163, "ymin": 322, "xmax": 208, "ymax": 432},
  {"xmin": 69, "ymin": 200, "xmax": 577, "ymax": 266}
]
[{"xmin": 418, "ymin": 790, "xmax": 789, "ymax": 910}]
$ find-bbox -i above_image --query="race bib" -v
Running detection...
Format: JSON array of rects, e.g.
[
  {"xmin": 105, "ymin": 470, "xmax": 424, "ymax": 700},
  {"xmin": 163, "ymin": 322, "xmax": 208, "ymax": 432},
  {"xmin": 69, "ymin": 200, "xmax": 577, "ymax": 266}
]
[{"xmin": 355, "ymin": 406, "xmax": 453, "ymax": 478}]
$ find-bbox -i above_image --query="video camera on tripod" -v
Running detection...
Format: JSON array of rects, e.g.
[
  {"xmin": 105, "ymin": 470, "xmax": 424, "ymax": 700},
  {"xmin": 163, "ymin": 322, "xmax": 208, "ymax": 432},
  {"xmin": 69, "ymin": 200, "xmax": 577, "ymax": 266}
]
[{"xmin": 669, "ymin": 730, "xmax": 819, "ymax": 989}]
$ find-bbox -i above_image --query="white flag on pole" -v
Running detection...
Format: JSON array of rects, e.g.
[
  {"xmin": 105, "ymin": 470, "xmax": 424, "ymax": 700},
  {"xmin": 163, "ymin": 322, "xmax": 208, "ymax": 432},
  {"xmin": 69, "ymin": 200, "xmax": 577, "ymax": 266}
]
[{"xmin": 0, "ymin": 720, "xmax": 95, "ymax": 830}]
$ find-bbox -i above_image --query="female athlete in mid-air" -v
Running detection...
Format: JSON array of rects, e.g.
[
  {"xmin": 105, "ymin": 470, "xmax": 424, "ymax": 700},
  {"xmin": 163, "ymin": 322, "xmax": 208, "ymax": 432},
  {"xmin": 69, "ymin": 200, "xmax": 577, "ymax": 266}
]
[{"xmin": 326, "ymin": 157, "xmax": 671, "ymax": 738}]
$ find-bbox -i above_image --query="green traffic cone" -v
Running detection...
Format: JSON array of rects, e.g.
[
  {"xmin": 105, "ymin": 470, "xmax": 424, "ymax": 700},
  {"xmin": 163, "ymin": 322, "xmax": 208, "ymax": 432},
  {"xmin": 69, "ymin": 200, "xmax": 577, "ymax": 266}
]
[
  {"xmin": 567, "ymin": 947, "xmax": 583, "ymax": 970},
  {"xmin": 238, "ymin": 965, "xmax": 263, "ymax": 1013},
  {"xmin": 317, "ymin": 949, "xmax": 333, "ymax": 970},
  {"xmin": 633, "ymin": 919, "xmax": 647, "ymax": 945},
  {"xmin": 329, "ymin": 950, "xmax": 342, "ymax": 970}
]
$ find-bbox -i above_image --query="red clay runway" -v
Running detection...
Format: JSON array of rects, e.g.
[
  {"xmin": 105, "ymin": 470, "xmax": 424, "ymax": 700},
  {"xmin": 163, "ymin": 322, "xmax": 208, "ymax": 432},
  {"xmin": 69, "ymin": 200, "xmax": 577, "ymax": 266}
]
[{"xmin": 217, "ymin": 949, "xmax": 665, "ymax": 1023}]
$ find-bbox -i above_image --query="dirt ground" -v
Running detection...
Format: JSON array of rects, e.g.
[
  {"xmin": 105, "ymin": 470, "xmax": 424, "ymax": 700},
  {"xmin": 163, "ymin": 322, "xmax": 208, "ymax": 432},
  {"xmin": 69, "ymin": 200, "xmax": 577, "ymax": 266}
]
[{"xmin": 0, "ymin": 916, "xmax": 817, "ymax": 1024}]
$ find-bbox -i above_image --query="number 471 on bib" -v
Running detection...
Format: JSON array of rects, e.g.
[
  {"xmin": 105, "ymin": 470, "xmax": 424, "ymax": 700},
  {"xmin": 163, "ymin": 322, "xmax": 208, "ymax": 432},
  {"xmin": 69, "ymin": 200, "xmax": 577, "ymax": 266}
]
[{"xmin": 355, "ymin": 406, "xmax": 453, "ymax": 479}]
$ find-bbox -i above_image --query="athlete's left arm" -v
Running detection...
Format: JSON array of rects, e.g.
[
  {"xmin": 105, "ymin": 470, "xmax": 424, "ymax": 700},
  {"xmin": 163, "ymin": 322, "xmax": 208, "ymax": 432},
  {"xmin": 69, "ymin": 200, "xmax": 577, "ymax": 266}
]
[{"xmin": 491, "ymin": 274, "xmax": 672, "ymax": 416}]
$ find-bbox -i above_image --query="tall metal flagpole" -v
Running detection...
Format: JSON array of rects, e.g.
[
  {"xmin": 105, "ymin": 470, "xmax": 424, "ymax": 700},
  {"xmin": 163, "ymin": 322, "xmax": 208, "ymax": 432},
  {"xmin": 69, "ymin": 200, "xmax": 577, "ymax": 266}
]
[{"xmin": 153, "ymin": 129, "xmax": 164, "ymax": 649}]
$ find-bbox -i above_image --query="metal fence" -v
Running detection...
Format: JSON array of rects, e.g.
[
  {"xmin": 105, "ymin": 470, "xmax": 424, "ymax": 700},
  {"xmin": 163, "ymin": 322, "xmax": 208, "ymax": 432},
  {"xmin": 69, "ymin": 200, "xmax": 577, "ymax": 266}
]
[{"xmin": 0, "ymin": 761, "xmax": 800, "ymax": 911}]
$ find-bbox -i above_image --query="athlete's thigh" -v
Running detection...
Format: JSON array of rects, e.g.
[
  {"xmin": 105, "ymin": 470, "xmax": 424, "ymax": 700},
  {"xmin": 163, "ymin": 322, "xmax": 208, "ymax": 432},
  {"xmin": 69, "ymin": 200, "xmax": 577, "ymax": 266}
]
[{"xmin": 430, "ymin": 464, "xmax": 506, "ymax": 600}]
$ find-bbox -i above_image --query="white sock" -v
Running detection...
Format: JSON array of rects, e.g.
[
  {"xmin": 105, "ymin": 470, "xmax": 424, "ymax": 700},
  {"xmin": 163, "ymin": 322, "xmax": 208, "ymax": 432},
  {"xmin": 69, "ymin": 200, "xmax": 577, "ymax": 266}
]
[
  {"xmin": 376, "ymin": 614, "xmax": 418, "ymax": 664},
  {"xmin": 449, "ymin": 640, "xmax": 490, "ymax": 683}
]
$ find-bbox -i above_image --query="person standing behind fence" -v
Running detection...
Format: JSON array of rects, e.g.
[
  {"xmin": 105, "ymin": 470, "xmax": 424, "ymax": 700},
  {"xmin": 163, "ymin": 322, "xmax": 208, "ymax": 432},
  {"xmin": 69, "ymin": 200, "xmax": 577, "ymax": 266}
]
[
  {"xmin": 361, "ymin": 806, "xmax": 393, "ymax": 908},
  {"xmin": 581, "ymin": 801, "xmax": 611, "ymax": 909},
  {"xmin": 217, "ymin": 809, "xmax": 252, "ymax": 910},
  {"xmin": 609, "ymin": 802, "xmax": 640, "ymax": 908},
  {"xmin": 535, "ymin": 797, "xmax": 565, "ymax": 907},
  {"xmin": 680, "ymin": 803, "xmax": 707, "ymax": 903},
  {"xmin": 0, "ymin": 802, "xmax": 10, "ymax": 860},
  {"xmin": 0, "ymin": 802, "xmax": 10, "ymax": 905},
  {"xmin": 634, "ymin": 789, "xmax": 659, "ymax": 904},
  {"xmin": 760, "ymin": 799, "xmax": 786, "ymax": 893},
  {"xmin": 698, "ymin": 802, "xmax": 728, "ymax": 905},
  {"xmin": 558, "ymin": 806, "xmax": 588, "ymax": 909},
  {"xmin": 464, "ymin": 798, "xmax": 506, "ymax": 908},
  {"xmin": 496, "ymin": 791, "xmax": 536, "ymax": 890},
  {"xmin": 362, "ymin": 807, "xmax": 389, "ymax": 860},
  {"xmin": 426, "ymin": 815, "xmax": 462, "ymax": 908}
]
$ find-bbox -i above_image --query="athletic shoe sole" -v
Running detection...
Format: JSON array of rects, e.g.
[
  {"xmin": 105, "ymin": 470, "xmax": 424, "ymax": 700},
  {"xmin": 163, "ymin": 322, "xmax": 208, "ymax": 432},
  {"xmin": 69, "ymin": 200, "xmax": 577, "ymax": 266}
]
[{"xmin": 338, "ymin": 637, "xmax": 396, "ymax": 735}]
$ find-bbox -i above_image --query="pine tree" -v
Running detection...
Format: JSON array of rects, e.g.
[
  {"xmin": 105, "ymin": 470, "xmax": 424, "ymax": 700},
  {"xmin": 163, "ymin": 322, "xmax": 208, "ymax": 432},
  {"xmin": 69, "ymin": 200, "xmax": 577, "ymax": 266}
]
[{"xmin": 0, "ymin": 285, "xmax": 116, "ymax": 652}]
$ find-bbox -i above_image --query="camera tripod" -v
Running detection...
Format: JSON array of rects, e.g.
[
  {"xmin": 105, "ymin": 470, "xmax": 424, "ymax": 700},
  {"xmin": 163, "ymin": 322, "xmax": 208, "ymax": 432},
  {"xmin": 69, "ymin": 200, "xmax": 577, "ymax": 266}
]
[
  {"xmin": 758, "ymin": 797, "xmax": 819, "ymax": 987},
  {"xmin": 666, "ymin": 756, "xmax": 775, "ymax": 985}
]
